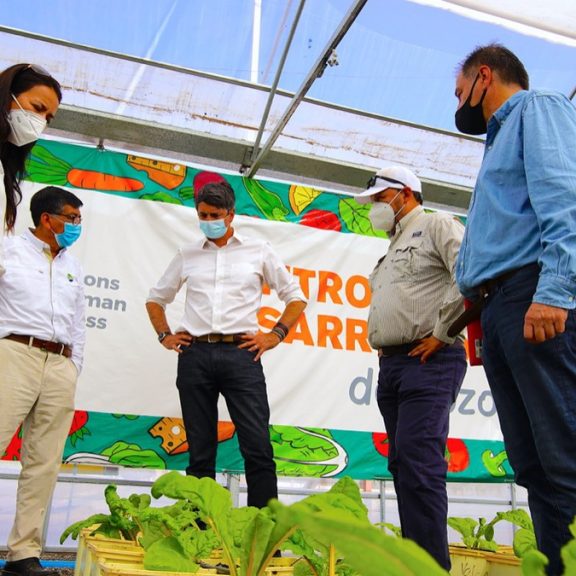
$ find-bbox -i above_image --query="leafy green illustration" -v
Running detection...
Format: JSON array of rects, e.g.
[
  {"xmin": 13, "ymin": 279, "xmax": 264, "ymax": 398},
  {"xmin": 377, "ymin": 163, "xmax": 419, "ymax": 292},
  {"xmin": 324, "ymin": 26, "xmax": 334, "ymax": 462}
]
[
  {"xmin": 271, "ymin": 426, "xmax": 348, "ymax": 478},
  {"xmin": 242, "ymin": 177, "xmax": 289, "ymax": 221},
  {"xmin": 140, "ymin": 192, "xmax": 182, "ymax": 204},
  {"xmin": 481, "ymin": 449, "xmax": 508, "ymax": 477},
  {"xmin": 339, "ymin": 198, "xmax": 387, "ymax": 237},
  {"xmin": 102, "ymin": 441, "xmax": 166, "ymax": 469}
]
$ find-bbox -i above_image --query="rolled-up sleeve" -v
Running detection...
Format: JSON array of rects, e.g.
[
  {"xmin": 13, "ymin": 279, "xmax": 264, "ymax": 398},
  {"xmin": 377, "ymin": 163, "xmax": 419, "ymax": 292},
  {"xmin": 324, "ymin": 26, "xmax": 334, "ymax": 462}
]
[
  {"xmin": 261, "ymin": 242, "xmax": 306, "ymax": 304},
  {"xmin": 147, "ymin": 250, "xmax": 186, "ymax": 307}
]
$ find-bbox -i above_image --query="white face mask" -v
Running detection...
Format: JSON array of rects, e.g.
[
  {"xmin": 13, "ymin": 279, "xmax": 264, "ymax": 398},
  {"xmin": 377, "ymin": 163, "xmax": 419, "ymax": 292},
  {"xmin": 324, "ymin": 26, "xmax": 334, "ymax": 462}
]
[
  {"xmin": 6, "ymin": 94, "xmax": 47, "ymax": 147},
  {"xmin": 368, "ymin": 191, "xmax": 403, "ymax": 233}
]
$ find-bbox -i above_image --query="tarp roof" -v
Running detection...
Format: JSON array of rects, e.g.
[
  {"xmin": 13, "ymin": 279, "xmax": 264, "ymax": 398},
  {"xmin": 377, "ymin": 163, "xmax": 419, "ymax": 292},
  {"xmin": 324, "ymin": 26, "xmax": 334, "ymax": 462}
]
[{"xmin": 1, "ymin": 0, "xmax": 574, "ymax": 211}]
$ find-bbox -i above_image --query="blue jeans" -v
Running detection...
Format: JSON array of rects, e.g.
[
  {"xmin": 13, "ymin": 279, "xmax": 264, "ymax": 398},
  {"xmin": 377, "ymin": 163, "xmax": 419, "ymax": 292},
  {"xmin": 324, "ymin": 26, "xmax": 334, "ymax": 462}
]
[
  {"xmin": 176, "ymin": 342, "xmax": 277, "ymax": 508},
  {"xmin": 376, "ymin": 343, "xmax": 467, "ymax": 570},
  {"xmin": 481, "ymin": 265, "xmax": 576, "ymax": 576}
]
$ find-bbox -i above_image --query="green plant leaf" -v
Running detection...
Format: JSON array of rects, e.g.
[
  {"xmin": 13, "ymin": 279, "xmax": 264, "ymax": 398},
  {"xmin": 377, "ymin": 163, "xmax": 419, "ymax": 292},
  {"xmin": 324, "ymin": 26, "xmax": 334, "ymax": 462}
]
[
  {"xmin": 59, "ymin": 513, "xmax": 114, "ymax": 544},
  {"xmin": 521, "ymin": 549, "xmax": 548, "ymax": 576},
  {"xmin": 289, "ymin": 507, "xmax": 448, "ymax": 576},
  {"xmin": 484, "ymin": 524, "xmax": 495, "ymax": 542},
  {"xmin": 513, "ymin": 527, "xmax": 538, "ymax": 558},
  {"xmin": 561, "ymin": 519, "xmax": 576, "ymax": 575},
  {"xmin": 447, "ymin": 517, "xmax": 478, "ymax": 541},
  {"xmin": 143, "ymin": 535, "xmax": 200, "ymax": 573},
  {"xmin": 476, "ymin": 539, "xmax": 499, "ymax": 552},
  {"xmin": 376, "ymin": 522, "xmax": 402, "ymax": 538},
  {"xmin": 496, "ymin": 509, "xmax": 534, "ymax": 531},
  {"xmin": 239, "ymin": 511, "xmax": 277, "ymax": 576}
]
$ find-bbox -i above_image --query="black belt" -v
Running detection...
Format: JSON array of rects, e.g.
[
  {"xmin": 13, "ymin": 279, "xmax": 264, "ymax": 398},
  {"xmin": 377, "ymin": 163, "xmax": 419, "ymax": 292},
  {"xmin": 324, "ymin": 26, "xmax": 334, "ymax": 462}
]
[
  {"xmin": 447, "ymin": 265, "xmax": 536, "ymax": 337},
  {"xmin": 192, "ymin": 333, "xmax": 246, "ymax": 344},
  {"xmin": 378, "ymin": 341, "xmax": 420, "ymax": 356},
  {"xmin": 4, "ymin": 334, "xmax": 72, "ymax": 358}
]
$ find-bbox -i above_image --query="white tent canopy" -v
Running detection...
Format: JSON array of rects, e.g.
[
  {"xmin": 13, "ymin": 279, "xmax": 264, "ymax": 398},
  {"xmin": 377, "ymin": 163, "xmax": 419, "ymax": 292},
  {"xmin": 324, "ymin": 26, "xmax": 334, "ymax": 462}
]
[{"xmin": 1, "ymin": 0, "xmax": 575, "ymax": 211}]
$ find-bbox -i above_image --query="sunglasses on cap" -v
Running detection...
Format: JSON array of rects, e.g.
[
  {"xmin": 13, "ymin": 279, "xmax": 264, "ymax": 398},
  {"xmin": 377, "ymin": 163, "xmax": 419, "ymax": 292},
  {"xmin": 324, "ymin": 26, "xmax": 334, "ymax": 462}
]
[{"xmin": 366, "ymin": 175, "xmax": 407, "ymax": 190}]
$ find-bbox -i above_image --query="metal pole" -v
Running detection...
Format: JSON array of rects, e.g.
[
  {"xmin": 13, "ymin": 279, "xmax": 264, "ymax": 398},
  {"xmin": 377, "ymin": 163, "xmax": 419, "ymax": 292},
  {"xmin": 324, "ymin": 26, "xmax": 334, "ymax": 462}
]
[
  {"xmin": 225, "ymin": 472, "xmax": 241, "ymax": 507},
  {"xmin": 247, "ymin": 0, "xmax": 307, "ymax": 167},
  {"xmin": 378, "ymin": 480, "xmax": 386, "ymax": 524},
  {"xmin": 244, "ymin": 0, "xmax": 368, "ymax": 178}
]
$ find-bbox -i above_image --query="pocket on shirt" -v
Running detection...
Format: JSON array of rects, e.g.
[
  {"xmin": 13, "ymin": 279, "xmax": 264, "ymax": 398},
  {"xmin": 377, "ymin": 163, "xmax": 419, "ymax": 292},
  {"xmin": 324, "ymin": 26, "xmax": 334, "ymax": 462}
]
[{"xmin": 390, "ymin": 237, "xmax": 423, "ymax": 278}]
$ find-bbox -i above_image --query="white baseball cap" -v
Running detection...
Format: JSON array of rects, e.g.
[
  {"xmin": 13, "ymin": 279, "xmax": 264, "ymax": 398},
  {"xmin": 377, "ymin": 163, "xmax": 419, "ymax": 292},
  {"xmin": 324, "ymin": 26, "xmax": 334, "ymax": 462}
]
[{"xmin": 355, "ymin": 166, "xmax": 422, "ymax": 204}]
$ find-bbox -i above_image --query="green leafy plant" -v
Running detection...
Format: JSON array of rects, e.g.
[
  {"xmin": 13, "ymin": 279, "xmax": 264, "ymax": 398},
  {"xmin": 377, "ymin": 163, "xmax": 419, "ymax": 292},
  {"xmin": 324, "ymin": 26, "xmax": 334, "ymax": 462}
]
[
  {"xmin": 448, "ymin": 509, "xmax": 536, "ymax": 556},
  {"xmin": 62, "ymin": 472, "xmax": 448, "ymax": 575},
  {"xmin": 521, "ymin": 517, "xmax": 576, "ymax": 576}
]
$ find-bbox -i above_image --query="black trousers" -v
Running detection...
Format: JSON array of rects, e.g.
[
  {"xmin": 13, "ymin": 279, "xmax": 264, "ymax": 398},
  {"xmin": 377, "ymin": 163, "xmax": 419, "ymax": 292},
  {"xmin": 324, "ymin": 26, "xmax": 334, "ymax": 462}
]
[
  {"xmin": 176, "ymin": 341, "xmax": 277, "ymax": 508},
  {"xmin": 377, "ymin": 343, "xmax": 467, "ymax": 570}
]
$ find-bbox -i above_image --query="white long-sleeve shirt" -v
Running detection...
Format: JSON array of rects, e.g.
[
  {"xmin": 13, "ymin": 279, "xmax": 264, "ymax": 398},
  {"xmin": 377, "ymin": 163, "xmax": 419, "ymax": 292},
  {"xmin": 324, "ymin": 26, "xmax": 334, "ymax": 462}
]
[
  {"xmin": 147, "ymin": 232, "xmax": 306, "ymax": 335},
  {"xmin": 0, "ymin": 228, "xmax": 86, "ymax": 371}
]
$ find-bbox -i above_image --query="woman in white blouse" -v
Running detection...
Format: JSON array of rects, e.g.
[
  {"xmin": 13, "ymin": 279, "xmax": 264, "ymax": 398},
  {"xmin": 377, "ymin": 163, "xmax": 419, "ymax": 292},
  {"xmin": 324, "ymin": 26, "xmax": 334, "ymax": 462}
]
[{"xmin": 0, "ymin": 63, "xmax": 62, "ymax": 272}]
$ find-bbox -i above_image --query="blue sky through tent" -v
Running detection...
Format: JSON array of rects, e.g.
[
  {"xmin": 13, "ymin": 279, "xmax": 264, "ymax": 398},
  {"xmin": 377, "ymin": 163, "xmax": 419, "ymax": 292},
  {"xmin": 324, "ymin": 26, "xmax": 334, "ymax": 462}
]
[{"xmin": 3, "ymin": 0, "xmax": 574, "ymax": 132}]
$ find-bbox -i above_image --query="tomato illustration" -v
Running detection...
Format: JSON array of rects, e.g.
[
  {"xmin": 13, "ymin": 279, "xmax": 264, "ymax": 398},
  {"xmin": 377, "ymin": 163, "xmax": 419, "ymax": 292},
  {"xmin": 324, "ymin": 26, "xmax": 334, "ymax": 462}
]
[
  {"xmin": 68, "ymin": 410, "xmax": 91, "ymax": 447},
  {"xmin": 372, "ymin": 432, "xmax": 390, "ymax": 458},
  {"xmin": 2, "ymin": 425, "xmax": 22, "ymax": 461},
  {"xmin": 193, "ymin": 171, "xmax": 225, "ymax": 203},
  {"xmin": 300, "ymin": 209, "xmax": 342, "ymax": 231},
  {"xmin": 445, "ymin": 438, "xmax": 470, "ymax": 473}
]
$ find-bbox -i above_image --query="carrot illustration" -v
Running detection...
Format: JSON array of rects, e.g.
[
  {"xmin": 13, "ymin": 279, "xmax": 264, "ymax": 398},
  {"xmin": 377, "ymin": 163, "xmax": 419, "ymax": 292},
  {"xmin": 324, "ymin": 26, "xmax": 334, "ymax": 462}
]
[
  {"xmin": 67, "ymin": 169, "xmax": 143, "ymax": 191},
  {"xmin": 27, "ymin": 144, "xmax": 144, "ymax": 192}
]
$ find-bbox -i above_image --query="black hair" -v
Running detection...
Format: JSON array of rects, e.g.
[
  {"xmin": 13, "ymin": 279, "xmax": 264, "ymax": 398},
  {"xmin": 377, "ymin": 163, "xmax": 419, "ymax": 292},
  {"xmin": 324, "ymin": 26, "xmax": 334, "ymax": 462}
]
[
  {"xmin": 196, "ymin": 181, "xmax": 235, "ymax": 211},
  {"xmin": 0, "ymin": 64, "xmax": 63, "ymax": 230},
  {"xmin": 459, "ymin": 43, "xmax": 529, "ymax": 90},
  {"xmin": 30, "ymin": 186, "xmax": 82, "ymax": 227}
]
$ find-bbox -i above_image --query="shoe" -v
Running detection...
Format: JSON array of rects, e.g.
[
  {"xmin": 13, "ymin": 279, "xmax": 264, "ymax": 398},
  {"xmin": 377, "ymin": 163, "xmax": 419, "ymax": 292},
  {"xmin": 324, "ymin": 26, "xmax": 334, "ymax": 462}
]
[{"xmin": 1, "ymin": 557, "xmax": 60, "ymax": 576}]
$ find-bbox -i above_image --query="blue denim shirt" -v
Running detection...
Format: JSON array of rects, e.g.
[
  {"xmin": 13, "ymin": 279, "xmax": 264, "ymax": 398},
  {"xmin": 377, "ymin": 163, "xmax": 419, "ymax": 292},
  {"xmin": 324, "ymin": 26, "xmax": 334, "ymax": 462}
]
[{"xmin": 456, "ymin": 90, "xmax": 576, "ymax": 309}]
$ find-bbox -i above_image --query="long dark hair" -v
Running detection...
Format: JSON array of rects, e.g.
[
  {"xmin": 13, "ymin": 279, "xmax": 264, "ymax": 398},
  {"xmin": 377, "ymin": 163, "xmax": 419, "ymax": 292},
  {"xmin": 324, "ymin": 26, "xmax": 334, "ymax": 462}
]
[{"xmin": 0, "ymin": 64, "xmax": 62, "ymax": 230}]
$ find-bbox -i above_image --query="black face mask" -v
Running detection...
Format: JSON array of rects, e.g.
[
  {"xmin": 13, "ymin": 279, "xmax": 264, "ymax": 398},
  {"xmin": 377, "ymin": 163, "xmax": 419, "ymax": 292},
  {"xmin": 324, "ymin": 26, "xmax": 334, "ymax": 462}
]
[{"xmin": 455, "ymin": 73, "xmax": 488, "ymax": 135}]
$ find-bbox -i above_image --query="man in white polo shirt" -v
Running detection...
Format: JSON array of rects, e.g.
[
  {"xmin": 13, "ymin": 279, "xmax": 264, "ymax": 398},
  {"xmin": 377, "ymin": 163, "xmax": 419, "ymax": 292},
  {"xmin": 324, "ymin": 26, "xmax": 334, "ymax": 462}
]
[
  {"xmin": 356, "ymin": 166, "xmax": 466, "ymax": 571},
  {"xmin": 0, "ymin": 186, "xmax": 85, "ymax": 576}
]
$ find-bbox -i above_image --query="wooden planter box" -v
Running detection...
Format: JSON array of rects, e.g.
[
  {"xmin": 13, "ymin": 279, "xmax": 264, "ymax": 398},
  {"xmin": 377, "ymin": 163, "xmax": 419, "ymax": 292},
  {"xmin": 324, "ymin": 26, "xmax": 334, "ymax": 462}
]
[{"xmin": 449, "ymin": 545, "xmax": 521, "ymax": 576}]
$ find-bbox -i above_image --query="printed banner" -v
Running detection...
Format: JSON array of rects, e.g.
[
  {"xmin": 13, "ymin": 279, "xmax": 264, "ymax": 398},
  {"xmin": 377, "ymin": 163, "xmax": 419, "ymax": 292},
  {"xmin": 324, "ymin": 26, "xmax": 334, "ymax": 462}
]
[{"xmin": 2, "ymin": 139, "xmax": 511, "ymax": 482}]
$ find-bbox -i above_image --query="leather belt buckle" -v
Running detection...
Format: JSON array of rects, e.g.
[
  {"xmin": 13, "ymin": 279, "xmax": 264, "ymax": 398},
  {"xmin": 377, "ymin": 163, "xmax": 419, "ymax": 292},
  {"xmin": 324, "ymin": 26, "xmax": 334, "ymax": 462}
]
[{"xmin": 207, "ymin": 333, "xmax": 219, "ymax": 343}]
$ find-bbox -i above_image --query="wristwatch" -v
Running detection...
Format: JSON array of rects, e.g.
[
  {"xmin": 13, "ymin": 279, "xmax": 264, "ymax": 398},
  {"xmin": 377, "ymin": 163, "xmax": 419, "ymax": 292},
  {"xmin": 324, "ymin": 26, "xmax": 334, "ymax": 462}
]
[{"xmin": 158, "ymin": 331, "xmax": 171, "ymax": 343}]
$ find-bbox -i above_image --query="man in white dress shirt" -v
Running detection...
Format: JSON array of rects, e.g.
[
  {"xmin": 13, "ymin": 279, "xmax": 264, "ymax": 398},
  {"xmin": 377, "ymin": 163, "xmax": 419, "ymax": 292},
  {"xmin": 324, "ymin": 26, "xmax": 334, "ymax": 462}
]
[
  {"xmin": 146, "ymin": 181, "xmax": 306, "ymax": 508},
  {"xmin": 0, "ymin": 186, "xmax": 85, "ymax": 576}
]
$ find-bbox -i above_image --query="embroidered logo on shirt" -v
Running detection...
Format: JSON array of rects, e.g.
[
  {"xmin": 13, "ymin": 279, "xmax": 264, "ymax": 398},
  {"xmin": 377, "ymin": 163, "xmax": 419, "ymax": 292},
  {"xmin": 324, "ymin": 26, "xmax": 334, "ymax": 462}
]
[
  {"xmin": 67, "ymin": 273, "xmax": 75, "ymax": 282},
  {"xmin": 412, "ymin": 231, "xmax": 422, "ymax": 237}
]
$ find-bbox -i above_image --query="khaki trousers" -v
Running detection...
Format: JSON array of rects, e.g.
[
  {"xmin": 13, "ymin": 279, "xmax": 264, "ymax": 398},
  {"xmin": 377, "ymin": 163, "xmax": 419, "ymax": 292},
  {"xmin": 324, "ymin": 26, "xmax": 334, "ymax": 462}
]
[{"xmin": 0, "ymin": 338, "xmax": 77, "ymax": 561}]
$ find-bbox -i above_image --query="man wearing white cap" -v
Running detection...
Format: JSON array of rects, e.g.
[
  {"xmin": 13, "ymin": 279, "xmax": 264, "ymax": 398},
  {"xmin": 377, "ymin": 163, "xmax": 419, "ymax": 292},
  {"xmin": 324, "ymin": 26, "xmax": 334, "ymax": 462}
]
[{"xmin": 356, "ymin": 165, "xmax": 466, "ymax": 570}]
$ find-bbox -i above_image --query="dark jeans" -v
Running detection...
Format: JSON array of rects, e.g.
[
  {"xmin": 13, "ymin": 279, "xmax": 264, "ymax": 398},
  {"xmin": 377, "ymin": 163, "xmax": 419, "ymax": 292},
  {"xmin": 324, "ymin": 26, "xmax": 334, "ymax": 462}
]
[
  {"xmin": 376, "ymin": 344, "xmax": 467, "ymax": 570},
  {"xmin": 481, "ymin": 265, "xmax": 576, "ymax": 576},
  {"xmin": 176, "ymin": 342, "xmax": 277, "ymax": 508}
]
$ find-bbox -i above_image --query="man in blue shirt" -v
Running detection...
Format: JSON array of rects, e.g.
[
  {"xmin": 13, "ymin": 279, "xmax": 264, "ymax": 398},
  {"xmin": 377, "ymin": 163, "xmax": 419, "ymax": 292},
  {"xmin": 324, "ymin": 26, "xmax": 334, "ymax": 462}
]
[{"xmin": 454, "ymin": 44, "xmax": 576, "ymax": 576}]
